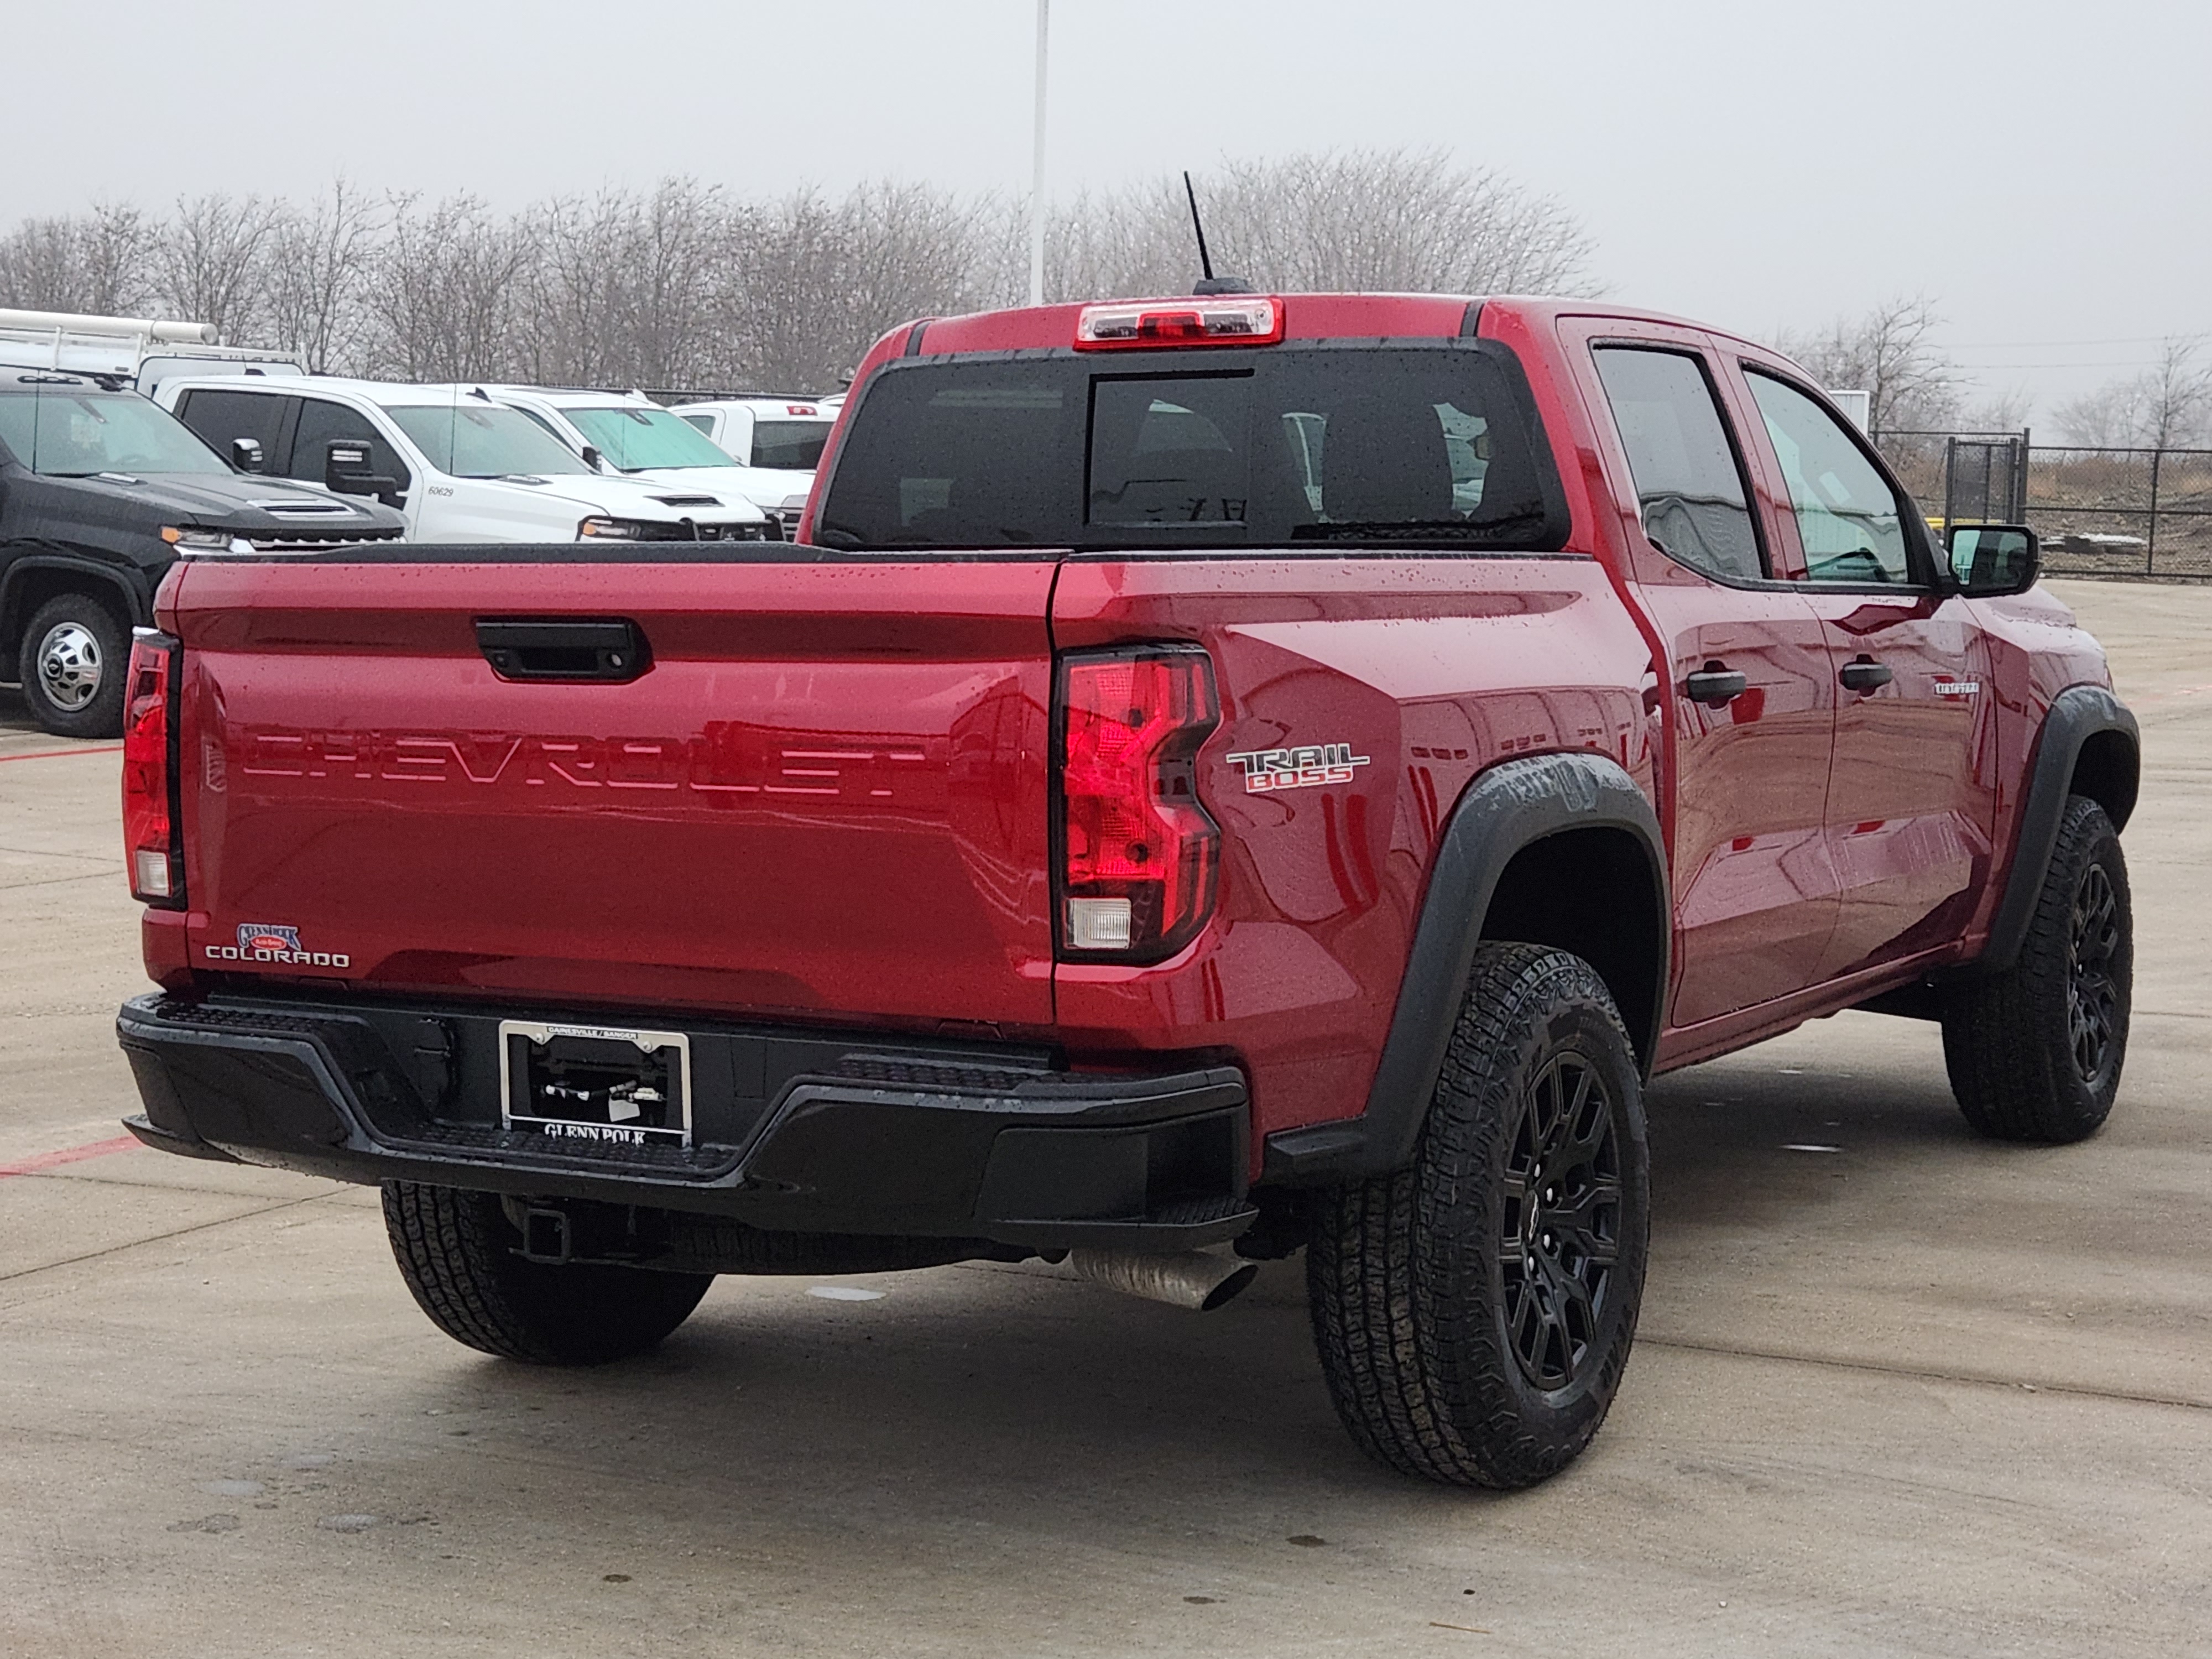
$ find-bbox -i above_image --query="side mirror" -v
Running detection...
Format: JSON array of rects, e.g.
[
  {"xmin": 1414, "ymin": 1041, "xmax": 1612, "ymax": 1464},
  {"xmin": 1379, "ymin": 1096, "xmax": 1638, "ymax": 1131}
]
[
  {"xmin": 580, "ymin": 444, "xmax": 606, "ymax": 472},
  {"xmin": 325, "ymin": 439, "xmax": 403, "ymax": 509},
  {"xmin": 231, "ymin": 436, "xmax": 265, "ymax": 473},
  {"xmin": 1945, "ymin": 524, "xmax": 2039, "ymax": 596}
]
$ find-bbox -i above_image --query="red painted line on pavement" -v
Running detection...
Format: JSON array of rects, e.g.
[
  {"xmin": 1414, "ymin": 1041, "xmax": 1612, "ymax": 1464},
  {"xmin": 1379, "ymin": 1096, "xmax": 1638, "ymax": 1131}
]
[
  {"xmin": 0, "ymin": 744, "xmax": 124, "ymax": 764},
  {"xmin": 0, "ymin": 1134, "xmax": 143, "ymax": 1179}
]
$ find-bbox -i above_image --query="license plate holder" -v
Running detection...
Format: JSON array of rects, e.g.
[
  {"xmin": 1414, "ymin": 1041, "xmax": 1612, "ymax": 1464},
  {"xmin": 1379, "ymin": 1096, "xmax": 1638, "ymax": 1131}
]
[{"xmin": 498, "ymin": 1020, "xmax": 691, "ymax": 1148}]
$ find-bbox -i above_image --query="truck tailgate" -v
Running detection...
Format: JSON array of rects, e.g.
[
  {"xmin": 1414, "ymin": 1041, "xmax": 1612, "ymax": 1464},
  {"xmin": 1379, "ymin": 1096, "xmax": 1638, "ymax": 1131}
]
[{"xmin": 168, "ymin": 555, "xmax": 1057, "ymax": 1028}]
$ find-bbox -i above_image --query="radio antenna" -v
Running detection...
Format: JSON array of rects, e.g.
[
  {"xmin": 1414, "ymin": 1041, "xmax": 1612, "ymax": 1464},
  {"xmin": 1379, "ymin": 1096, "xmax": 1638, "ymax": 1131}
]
[
  {"xmin": 1182, "ymin": 171, "xmax": 1256, "ymax": 296},
  {"xmin": 1183, "ymin": 170, "xmax": 1215, "ymax": 285}
]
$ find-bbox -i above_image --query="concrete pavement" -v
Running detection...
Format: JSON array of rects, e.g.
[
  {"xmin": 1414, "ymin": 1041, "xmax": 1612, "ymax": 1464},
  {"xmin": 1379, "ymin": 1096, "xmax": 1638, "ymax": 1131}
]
[{"xmin": 3, "ymin": 580, "xmax": 2208, "ymax": 1657}]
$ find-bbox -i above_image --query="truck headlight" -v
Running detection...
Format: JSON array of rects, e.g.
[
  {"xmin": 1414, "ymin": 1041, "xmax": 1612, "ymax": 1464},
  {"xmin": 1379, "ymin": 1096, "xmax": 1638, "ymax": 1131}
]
[
  {"xmin": 160, "ymin": 525, "xmax": 236, "ymax": 552},
  {"xmin": 577, "ymin": 515, "xmax": 692, "ymax": 541}
]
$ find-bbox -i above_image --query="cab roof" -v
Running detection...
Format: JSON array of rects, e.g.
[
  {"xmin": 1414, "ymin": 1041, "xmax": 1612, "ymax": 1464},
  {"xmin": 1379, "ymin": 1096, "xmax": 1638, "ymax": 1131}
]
[{"xmin": 903, "ymin": 293, "xmax": 1764, "ymax": 356}]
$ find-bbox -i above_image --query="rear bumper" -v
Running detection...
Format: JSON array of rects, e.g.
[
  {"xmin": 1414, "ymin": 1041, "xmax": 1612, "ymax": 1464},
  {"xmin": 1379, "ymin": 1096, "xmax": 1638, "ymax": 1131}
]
[{"xmin": 116, "ymin": 993, "xmax": 1252, "ymax": 1250}]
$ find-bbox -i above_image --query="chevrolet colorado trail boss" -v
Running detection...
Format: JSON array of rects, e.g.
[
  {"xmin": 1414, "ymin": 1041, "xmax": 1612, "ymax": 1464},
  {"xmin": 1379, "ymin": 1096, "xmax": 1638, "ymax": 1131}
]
[{"xmin": 114, "ymin": 293, "xmax": 2138, "ymax": 1488}]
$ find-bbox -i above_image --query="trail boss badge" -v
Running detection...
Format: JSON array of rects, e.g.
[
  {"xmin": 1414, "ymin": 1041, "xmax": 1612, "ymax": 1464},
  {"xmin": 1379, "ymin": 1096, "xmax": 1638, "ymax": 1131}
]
[{"xmin": 1226, "ymin": 744, "xmax": 1371, "ymax": 794}]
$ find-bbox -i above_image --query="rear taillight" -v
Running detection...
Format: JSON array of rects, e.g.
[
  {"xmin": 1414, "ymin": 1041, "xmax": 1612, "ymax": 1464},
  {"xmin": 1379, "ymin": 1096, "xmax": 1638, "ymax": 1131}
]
[
  {"xmin": 1074, "ymin": 296, "xmax": 1283, "ymax": 349},
  {"xmin": 1056, "ymin": 647, "xmax": 1221, "ymax": 962},
  {"xmin": 122, "ymin": 629, "xmax": 182, "ymax": 907}
]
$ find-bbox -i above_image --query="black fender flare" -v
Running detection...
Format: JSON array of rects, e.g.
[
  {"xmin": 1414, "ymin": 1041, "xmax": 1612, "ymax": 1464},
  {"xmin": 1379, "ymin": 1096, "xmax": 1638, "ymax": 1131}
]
[
  {"xmin": 1975, "ymin": 684, "xmax": 2139, "ymax": 974},
  {"xmin": 1, "ymin": 547, "xmax": 156, "ymax": 656},
  {"xmin": 1260, "ymin": 752, "xmax": 1667, "ymax": 1187}
]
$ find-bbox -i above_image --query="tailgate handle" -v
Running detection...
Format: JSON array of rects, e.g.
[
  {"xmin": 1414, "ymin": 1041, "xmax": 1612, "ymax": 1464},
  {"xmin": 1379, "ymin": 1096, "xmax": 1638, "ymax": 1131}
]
[{"xmin": 476, "ymin": 618, "xmax": 650, "ymax": 682}]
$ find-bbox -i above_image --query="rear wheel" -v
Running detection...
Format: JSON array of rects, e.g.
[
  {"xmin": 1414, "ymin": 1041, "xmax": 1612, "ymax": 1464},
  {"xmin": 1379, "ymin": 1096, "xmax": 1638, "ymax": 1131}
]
[
  {"xmin": 1308, "ymin": 944, "xmax": 1650, "ymax": 1488},
  {"xmin": 1942, "ymin": 794, "xmax": 2131, "ymax": 1142},
  {"xmin": 382, "ymin": 1182, "xmax": 712, "ymax": 1364},
  {"xmin": 20, "ymin": 593, "xmax": 128, "ymax": 738}
]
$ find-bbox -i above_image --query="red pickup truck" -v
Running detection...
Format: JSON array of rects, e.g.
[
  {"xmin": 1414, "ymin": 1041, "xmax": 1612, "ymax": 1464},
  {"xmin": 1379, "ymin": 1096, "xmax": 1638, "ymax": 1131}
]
[{"xmin": 114, "ymin": 293, "xmax": 2137, "ymax": 1489}]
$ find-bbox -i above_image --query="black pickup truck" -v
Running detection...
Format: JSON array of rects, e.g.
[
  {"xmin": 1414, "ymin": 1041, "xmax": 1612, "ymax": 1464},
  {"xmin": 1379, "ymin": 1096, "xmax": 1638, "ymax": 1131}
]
[{"xmin": 0, "ymin": 372, "xmax": 404, "ymax": 736}]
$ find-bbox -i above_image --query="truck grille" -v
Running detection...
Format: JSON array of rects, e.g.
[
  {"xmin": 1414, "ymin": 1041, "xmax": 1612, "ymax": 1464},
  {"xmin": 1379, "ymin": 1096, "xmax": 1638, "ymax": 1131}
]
[{"xmin": 242, "ymin": 527, "xmax": 406, "ymax": 552}]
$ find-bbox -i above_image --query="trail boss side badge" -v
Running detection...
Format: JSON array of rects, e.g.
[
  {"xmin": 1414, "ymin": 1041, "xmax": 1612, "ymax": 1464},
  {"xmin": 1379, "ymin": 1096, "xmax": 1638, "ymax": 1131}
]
[{"xmin": 1227, "ymin": 743, "xmax": 1371, "ymax": 794}]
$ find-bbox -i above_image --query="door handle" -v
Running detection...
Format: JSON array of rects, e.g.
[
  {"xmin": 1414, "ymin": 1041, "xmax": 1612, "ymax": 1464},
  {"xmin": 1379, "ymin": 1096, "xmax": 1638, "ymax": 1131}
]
[
  {"xmin": 477, "ymin": 618, "xmax": 650, "ymax": 682},
  {"xmin": 1838, "ymin": 656, "xmax": 1893, "ymax": 693},
  {"xmin": 1684, "ymin": 665, "xmax": 1749, "ymax": 707}
]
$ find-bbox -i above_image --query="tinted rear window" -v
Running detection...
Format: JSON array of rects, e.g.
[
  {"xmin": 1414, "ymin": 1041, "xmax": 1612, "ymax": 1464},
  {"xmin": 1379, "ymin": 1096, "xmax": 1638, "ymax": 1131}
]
[
  {"xmin": 751, "ymin": 419, "xmax": 830, "ymax": 471},
  {"xmin": 815, "ymin": 343, "xmax": 1565, "ymax": 551}
]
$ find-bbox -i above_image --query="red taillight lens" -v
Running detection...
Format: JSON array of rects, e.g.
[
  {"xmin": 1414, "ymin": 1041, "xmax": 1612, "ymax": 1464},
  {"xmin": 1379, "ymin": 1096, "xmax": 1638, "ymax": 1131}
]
[
  {"xmin": 1074, "ymin": 296, "xmax": 1284, "ymax": 350},
  {"xmin": 1057, "ymin": 648, "xmax": 1221, "ymax": 962},
  {"xmin": 121, "ymin": 630, "xmax": 182, "ymax": 906}
]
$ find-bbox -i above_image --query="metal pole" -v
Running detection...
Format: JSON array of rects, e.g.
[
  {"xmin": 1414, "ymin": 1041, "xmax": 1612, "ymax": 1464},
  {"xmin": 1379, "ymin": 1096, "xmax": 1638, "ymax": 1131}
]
[
  {"xmin": 1027, "ymin": 0, "xmax": 1050, "ymax": 307},
  {"xmin": 2146, "ymin": 444, "xmax": 2163, "ymax": 576}
]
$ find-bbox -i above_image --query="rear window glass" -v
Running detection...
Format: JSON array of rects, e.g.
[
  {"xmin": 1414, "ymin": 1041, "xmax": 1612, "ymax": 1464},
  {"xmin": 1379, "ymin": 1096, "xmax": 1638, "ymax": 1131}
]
[
  {"xmin": 750, "ymin": 420, "xmax": 831, "ymax": 471},
  {"xmin": 815, "ymin": 344, "xmax": 1564, "ymax": 551}
]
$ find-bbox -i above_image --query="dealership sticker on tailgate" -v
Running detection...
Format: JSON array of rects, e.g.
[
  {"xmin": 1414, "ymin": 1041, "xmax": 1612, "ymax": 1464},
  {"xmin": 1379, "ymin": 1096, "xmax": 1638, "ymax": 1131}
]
[{"xmin": 203, "ymin": 923, "xmax": 351, "ymax": 968}]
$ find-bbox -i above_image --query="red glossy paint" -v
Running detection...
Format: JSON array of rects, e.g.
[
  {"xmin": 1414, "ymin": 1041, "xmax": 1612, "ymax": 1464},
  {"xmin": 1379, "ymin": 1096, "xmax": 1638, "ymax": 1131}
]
[
  {"xmin": 163, "ymin": 558, "xmax": 1058, "ymax": 1031},
  {"xmin": 143, "ymin": 294, "xmax": 2121, "ymax": 1156}
]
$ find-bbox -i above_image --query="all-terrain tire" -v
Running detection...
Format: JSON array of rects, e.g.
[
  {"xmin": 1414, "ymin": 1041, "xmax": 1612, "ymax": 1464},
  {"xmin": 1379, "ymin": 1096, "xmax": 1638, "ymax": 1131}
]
[
  {"xmin": 1308, "ymin": 943, "xmax": 1650, "ymax": 1489},
  {"xmin": 382, "ymin": 1182, "xmax": 713, "ymax": 1364},
  {"xmin": 1942, "ymin": 794, "xmax": 2131, "ymax": 1143},
  {"xmin": 20, "ymin": 593, "xmax": 129, "ymax": 739}
]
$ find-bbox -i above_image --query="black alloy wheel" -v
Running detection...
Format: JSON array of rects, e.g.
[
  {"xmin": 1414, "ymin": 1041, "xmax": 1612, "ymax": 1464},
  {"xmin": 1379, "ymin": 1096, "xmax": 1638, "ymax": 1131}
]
[
  {"xmin": 1308, "ymin": 943, "xmax": 1650, "ymax": 1489},
  {"xmin": 1942, "ymin": 792, "xmax": 2131, "ymax": 1143},
  {"xmin": 2067, "ymin": 862, "xmax": 2122, "ymax": 1087},
  {"xmin": 1501, "ymin": 1054, "xmax": 1622, "ymax": 1393}
]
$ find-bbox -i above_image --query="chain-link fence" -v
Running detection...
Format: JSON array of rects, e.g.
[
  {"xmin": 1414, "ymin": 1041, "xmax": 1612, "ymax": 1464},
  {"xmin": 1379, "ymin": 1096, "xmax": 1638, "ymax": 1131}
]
[{"xmin": 1878, "ymin": 430, "xmax": 2212, "ymax": 579}]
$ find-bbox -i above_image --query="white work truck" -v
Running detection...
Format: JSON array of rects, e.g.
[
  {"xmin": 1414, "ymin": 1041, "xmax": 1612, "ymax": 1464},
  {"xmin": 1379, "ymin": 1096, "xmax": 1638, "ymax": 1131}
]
[
  {"xmin": 158, "ymin": 377, "xmax": 774, "ymax": 542},
  {"xmin": 485, "ymin": 387, "xmax": 819, "ymax": 538},
  {"xmin": 669, "ymin": 396, "xmax": 836, "ymax": 536},
  {"xmin": 0, "ymin": 306, "xmax": 305, "ymax": 400}
]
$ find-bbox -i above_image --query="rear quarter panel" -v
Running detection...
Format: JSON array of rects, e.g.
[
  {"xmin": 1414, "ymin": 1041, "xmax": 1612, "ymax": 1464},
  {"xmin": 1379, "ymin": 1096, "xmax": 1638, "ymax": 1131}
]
[{"xmin": 1051, "ymin": 554, "xmax": 1653, "ymax": 1142}]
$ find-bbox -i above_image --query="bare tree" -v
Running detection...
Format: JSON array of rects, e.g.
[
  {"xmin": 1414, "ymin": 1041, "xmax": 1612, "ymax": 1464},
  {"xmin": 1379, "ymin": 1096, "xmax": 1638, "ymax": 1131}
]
[
  {"xmin": 613, "ymin": 180, "xmax": 728, "ymax": 389},
  {"xmin": 1047, "ymin": 149, "xmax": 1599, "ymax": 302},
  {"xmin": 1963, "ymin": 387, "xmax": 2034, "ymax": 433},
  {"xmin": 2053, "ymin": 380, "xmax": 2142, "ymax": 447},
  {"xmin": 0, "ymin": 217, "xmax": 86, "ymax": 311},
  {"xmin": 0, "ymin": 202, "xmax": 154, "ymax": 315},
  {"xmin": 1782, "ymin": 295, "xmax": 1959, "ymax": 436},
  {"xmin": 361, "ymin": 193, "xmax": 534, "ymax": 380},
  {"xmin": 718, "ymin": 182, "xmax": 1006, "ymax": 392},
  {"xmin": 153, "ymin": 194, "xmax": 283, "ymax": 337},
  {"xmin": 1, "ymin": 153, "xmax": 1605, "ymax": 391},
  {"xmin": 265, "ymin": 180, "xmax": 379, "ymax": 372},
  {"xmin": 2136, "ymin": 336, "xmax": 2210, "ymax": 449},
  {"xmin": 2054, "ymin": 337, "xmax": 2212, "ymax": 449}
]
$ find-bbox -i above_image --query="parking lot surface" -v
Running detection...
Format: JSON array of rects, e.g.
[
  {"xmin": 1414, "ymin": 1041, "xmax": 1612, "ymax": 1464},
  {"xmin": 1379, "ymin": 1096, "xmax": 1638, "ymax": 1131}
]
[{"xmin": 3, "ymin": 579, "xmax": 2209, "ymax": 1657}]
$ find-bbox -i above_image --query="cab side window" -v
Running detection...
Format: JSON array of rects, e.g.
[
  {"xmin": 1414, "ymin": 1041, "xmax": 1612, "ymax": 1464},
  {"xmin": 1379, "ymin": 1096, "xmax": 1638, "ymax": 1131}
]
[
  {"xmin": 1744, "ymin": 372, "xmax": 1913, "ymax": 585},
  {"xmin": 287, "ymin": 397, "xmax": 411, "ymax": 493},
  {"xmin": 1592, "ymin": 347, "xmax": 1765, "ymax": 582},
  {"xmin": 174, "ymin": 388, "xmax": 288, "ymax": 467}
]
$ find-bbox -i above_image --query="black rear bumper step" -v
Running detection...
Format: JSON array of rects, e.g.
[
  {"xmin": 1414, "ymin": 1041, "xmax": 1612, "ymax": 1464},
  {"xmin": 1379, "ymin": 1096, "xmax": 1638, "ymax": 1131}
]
[{"xmin": 116, "ymin": 994, "xmax": 1252, "ymax": 1251}]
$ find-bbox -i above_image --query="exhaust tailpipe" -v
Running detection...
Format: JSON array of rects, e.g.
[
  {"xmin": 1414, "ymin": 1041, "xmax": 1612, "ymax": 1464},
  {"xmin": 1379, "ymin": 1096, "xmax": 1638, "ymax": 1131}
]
[{"xmin": 1067, "ymin": 1248, "xmax": 1258, "ymax": 1312}]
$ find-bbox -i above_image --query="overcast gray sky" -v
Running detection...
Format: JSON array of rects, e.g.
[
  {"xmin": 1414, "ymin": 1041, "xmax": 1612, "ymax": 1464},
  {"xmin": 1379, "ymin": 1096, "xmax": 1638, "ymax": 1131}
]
[{"xmin": 13, "ymin": 0, "xmax": 2208, "ymax": 417}]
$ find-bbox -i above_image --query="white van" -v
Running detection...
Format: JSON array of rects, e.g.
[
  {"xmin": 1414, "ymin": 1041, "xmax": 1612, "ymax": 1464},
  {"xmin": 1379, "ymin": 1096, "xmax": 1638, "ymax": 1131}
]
[
  {"xmin": 158, "ymin": 377, "xmax": 773, "ymax": 542},
  {"xmin": 669, "ymin": 397, "xmax": 837, "ymax": 535},
  {"xmin": 484, "ymin": 387, "xmax": 818, "ymax": 538}
]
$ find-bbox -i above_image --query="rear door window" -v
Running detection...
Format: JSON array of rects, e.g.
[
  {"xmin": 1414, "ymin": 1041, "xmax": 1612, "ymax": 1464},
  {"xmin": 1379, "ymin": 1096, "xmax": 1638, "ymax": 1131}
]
[
  {"xmin": 175, "ymin": 388, "xmax": 290, "ymax": 469},
  {"xmin": 287, "ymin": 397, "xmax": 413, "ymax": 493},
  {"xmin": 1590, "ymin": 347, "xmax": 1766, "ymax": 582},
  {"xmin": 816, "ymin": 344, "xmax": 1563, "ymax": 551}
]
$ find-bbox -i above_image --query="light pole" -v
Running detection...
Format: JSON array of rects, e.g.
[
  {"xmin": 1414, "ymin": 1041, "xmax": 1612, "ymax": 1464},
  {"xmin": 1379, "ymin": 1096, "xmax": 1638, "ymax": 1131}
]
[{"xmin": 1027, "ymin": 0, "xmax": 1050, "ymax": 306}]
